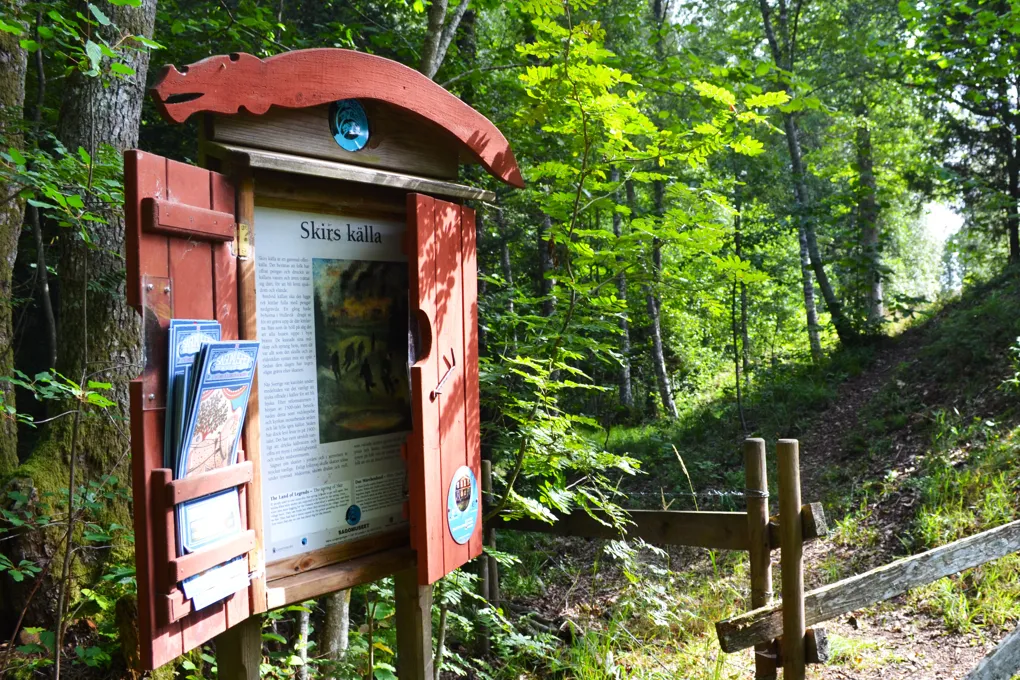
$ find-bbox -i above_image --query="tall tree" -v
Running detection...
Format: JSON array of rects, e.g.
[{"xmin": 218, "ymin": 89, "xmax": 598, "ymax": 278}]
[
  {"xmin": 903, "ymin": 0, "xmax": 1020, "ymax": 263},
  {"xmin": 757, "ymin": 0, "xmax": 859, "ymax": 349},
  {"xmin": 0, "ymin": 3, "xmax": 27, "ymax": 475}
]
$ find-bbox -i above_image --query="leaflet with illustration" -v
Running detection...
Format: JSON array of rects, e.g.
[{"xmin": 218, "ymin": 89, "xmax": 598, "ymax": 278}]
[
  {"xmin": 165, "ymin": 320, "xmax": 221, "ymax": 468},
  {"xmin": 254, "ymin": 206, "xmax": 411, "ymax": 562},
  {"xmin": 176, "ymin": 340, "xmax": 260, "ymax": 553}
]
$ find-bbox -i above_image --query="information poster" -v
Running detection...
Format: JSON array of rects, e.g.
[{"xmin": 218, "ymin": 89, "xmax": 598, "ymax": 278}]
[{"xmin": 254, "ymin": 206, "xmax": 411, "ymax": 562}]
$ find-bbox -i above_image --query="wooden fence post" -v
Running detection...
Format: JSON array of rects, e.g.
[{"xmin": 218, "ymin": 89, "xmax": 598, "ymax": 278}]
[
  {"xmin": 778, "ymin": 439, "xmax": 805, "ymax": 680},
  {"xmin": 745, "ymin": 438, "xmax": 776, "ymax": 680}
]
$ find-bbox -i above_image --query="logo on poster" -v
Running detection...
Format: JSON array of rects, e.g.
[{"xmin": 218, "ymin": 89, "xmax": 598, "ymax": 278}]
[{"xmin": 447, "ymin": 466, "xmax": 479, "ymax": 545}]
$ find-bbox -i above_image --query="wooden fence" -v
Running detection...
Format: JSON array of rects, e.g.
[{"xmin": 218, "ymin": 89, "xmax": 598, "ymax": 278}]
[{"xmin": 485, "ymin": 439, "xmax": 1020, "ymax": 680}]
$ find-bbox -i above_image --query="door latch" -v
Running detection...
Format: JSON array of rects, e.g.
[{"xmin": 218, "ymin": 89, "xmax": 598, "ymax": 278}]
[{"xmin": 431, "ymin": 349, "xmax": 456, "ymax": 400}]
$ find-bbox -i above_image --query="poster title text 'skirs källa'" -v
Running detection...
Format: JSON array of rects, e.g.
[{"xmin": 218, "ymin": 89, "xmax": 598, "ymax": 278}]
[{"xmin": 300, "ymin": 220, "xmax": 384, "ymax": 243}]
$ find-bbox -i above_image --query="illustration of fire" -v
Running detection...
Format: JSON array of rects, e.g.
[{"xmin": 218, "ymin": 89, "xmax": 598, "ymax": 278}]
[{"xmin": 186, "ymin": 385, "xmax": 247, "ymax": 475}]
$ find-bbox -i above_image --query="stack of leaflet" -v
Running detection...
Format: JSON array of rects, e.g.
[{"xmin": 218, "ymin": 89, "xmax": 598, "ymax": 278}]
[{"xmin": 166, "ymin": 320, "xmax": 260, "ymax": 610}]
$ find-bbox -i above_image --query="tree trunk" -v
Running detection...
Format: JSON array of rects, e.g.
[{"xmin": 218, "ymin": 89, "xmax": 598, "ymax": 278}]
[
  {"xmin": 0, "ymin": 3, "xmax": 27, "ymax": 476},
  {"xmin": 1007, "ymin": 130, "xmax": 1020, "ymax": 265},
  {"xmin": 734, "ymin": 172, "xmax": 751, "ymax": 382},
  {"xmin": 856, "ymin": 106, "xmax": 883, "ymax": 326},
  {"xmin": 647, "ymin": 180, "xmax": 678, "ymax": 419},
  {"xmin": 296, "ymin": 606, "xmax": 310, "ymax": 680},
  {"xmin": 782, "ymin": 113, "xmax": 857, "ymax": 345},
  {"xmin": 538, "ymin": 213, "xmax": 554, "ymax": 317},
  {"xmin": 610, "ymin": 168, "xmax": 633, "ymax": 408},
  {"xmin": 321, "ymin": 588, "xmax": 351, "ymax": 677},
  {"xmin": 419, "ymin": 0, "xmax": 470, "ymax": 79},
  {"xmin": 4, "ymin": 0, "xmax": 157, "ymax": 628},
  {"xmin": 798, "ymin": 227, "xmax": 822, "ymax": 362}
]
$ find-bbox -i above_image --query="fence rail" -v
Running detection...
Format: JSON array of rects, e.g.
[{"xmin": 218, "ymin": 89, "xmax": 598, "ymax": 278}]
[{"xmin": 715, "ymin": 517, "xmax": 1020, "ymax": 653}]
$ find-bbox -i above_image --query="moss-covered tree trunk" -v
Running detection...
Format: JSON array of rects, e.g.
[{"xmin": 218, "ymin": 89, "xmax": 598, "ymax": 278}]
[
  {"xmin": 0, "ymin": 4, "xmax": 27, "ymax": 476},
  {"xmin": 3, "ymin": 0, "xmax": 157, "ymax": 629}
]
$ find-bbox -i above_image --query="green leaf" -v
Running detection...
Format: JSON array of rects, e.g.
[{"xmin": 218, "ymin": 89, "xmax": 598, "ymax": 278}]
[
  {"xmin": 692, "ymin": 81, "xmax": 735, "ymax": 107},
  {"xmin": 171, "ymin": 19, "xmax": 185, "ymax": 34},
  {"xmin": 0, "ymin": 19, "xmax": 23, "ymax": 35},
  {"xmin": 744, "ymin": 90, "xmax": 791, "ymax": 108},
  {"xmin": 754, "ymin": 62, "xmax": 770, "ymax": 76},
  {"xmin": 78, "ymin": 147, "xmax": 91, "ymax": 164},
  {"xmin": 84, "ymin": 40, "xmax": 102, "ymax": 72},
  {"xmin": 19, "ymin": 39, "xmax": 39, "ymax": 52},
  {"xmin": 8, "ymin": 147, "xmax": 26, "ymax": 165},
  {"xmin": 88, "ymin": 3, "xmax": 112, "ymax": 25}
]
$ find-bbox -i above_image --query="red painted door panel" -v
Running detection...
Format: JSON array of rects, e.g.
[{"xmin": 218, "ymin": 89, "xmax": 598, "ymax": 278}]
[
  {"xmin": 406, "ymin": 194, "xmax": 483, "ymax": 585},
  {"xmin": 125, "ymin": 150, "xmax": 251, "ymax": 670}
]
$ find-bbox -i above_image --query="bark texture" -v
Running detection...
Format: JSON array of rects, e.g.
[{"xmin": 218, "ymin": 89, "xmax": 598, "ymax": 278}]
[
  {"xmin": 855, "ymin": 108, "xmax": 883, "ymax": 326},
  {"xmin": 3, "ymin": 0, "xmax": 157, "ymax": 628},
  {"xmin": 419, "ymin": 0, "xmax": 470, "ymax": 79},
  {"xmin": 610, "ymin": 168, "xmax": 633, "ymax": 408},
  {"xmin": 321, "ymin": 588, "xmax": 351, "ymax": 677},
  {"xmin": 0, "ymin": 4, "xmax": 27, "ymax": 475},
  {"xmin": 644, "ymin": 180, "xmax": 677, "ymax": 419}
]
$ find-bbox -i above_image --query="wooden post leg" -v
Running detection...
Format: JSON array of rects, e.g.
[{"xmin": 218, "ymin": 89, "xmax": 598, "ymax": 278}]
[
  {"xmin": 216, "ymin": 615, "xmax": 262, "ymax": 680},
  {"xmin": 395, "ymin": 568, "xmax": 434, "ymax": 680},
  {"xmin": 778, "ymin": 439, "xmax": 806, "ymax": 680},
  {"xmin": 745, "ymin": 438, "xmax": 777, "ymax": 680}
]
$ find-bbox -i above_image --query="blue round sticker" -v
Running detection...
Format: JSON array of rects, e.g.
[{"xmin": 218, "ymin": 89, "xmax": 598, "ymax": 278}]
[
  {"xmin": 447, "ymin": 466, "xmax": 479, "ymax": 545},
  {"xmin": 330, "ymin": 99, "xmax": 370, "ymax": 152},
  {"xmin": 345, "ymin": 504, "xmax": 362, "ymax": 526}
]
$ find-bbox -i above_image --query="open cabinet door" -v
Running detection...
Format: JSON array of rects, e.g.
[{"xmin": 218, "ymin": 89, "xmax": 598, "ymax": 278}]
[
  {"xmin": 125, "ymin": 150, "xmax": 260, "ymax": 670},
  {"xmin": 406, "ymin": 194, "xmax": 483, "ymax": 585}
]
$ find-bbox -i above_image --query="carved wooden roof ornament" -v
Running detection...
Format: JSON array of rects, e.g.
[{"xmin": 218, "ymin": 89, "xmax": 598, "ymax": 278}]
[{"xmin": 149, "ymin": 48, "xmax": 524, "ymax": 188}]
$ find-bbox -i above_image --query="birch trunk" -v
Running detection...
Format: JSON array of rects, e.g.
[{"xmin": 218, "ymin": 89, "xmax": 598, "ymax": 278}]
[
  {"xmin": 321, "ymin": 588, "xmax": 351, "ymax": 676},
  {"xmin": 610, "ymin": 168, "xmax": 633, "ymax": 408},
  {"xmin": 856, "ymin": 107, "xmax": 883, "ymax": 327},
  {"xmin": 647, "ymin": 181, "xmax": 677, "ymax": 419}
]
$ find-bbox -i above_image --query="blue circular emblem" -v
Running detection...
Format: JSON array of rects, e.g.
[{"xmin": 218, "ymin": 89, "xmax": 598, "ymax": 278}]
[
  {"xmin": 345, "ymin": 504, "xmax": 362, "ymax": 526},
  {"xmin": 330, "ymin": 99, "xmax": 370, "ymax": 152},
  {"xmin": 447, "ymin": 466, "xmax": 479, "ymax": 545}
]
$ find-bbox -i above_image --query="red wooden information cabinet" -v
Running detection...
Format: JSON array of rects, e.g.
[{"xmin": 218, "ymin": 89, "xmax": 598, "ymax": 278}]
[{"xmin": 125, "ymin": 48, "xmax": 521, "ymax": 671}]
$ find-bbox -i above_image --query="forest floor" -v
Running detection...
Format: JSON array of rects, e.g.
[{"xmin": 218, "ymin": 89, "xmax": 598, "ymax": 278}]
[{"xmin": 497, "ymin": 270, "xmax": 1020, "ymax": 679}]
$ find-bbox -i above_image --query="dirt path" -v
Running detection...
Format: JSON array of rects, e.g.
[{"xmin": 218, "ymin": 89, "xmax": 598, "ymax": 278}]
[{"xmin": 791, "ymin": 333, "xmax": 1003, "ymax": 679}]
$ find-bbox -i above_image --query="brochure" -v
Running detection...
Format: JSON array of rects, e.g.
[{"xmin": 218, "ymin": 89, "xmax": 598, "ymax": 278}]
[
  {"xmin": 176, "ymin": 341, "xmax": 260, "ymax": 553},
  {"xmin": 165, "ymin": 320, "xmax": 221, "ymax": 467}
]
